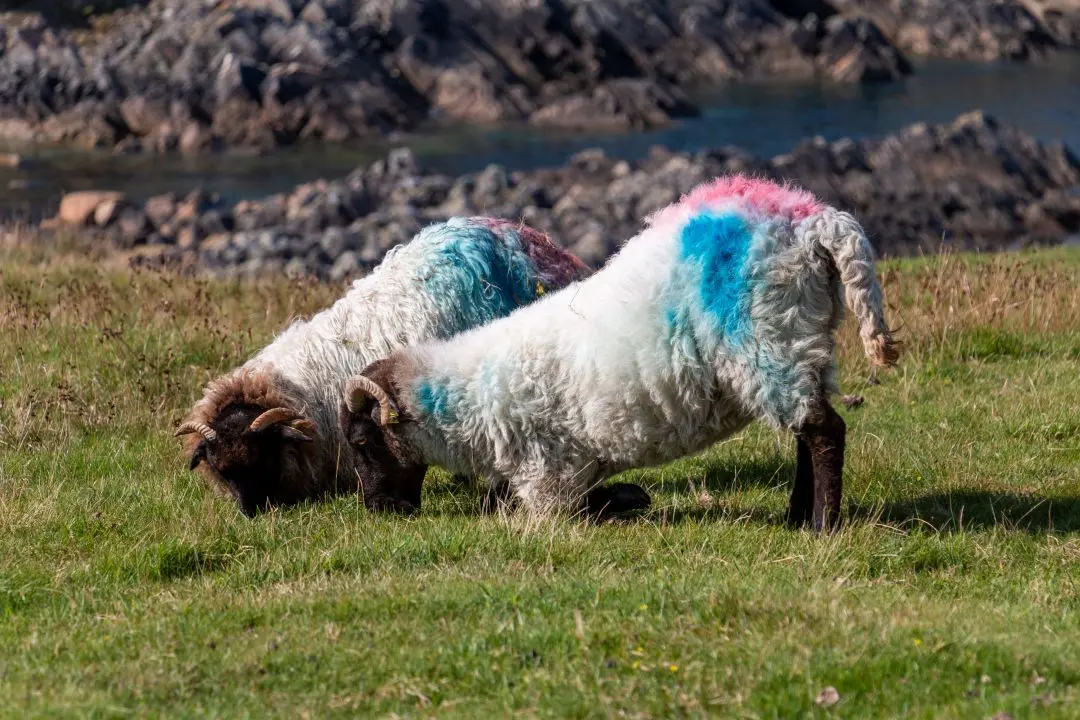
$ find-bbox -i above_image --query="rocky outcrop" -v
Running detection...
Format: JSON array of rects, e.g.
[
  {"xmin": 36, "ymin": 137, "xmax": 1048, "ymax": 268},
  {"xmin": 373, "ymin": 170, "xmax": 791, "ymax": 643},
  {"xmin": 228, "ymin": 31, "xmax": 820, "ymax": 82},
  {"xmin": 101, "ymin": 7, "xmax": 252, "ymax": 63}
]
[
  {"xmin": 0, "ymin": 0, "xmax": 910, "ymax": 153},
  {"xmin": 829, "ymin": 0, "xmax": 1080, "ymax": 60},
  {"xmin": 47, "ymin": 112, "xmax": 1079, "ymax": 277}
]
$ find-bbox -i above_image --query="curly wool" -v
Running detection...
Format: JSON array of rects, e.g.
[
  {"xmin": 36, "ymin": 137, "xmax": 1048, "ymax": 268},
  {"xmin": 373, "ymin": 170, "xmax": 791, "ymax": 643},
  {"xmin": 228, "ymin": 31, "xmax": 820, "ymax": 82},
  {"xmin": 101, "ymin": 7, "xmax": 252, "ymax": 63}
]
[
  {"xmin": 375, "ymin": 178, "xmax": 898, "ymax": 514},
  {"xmin": 181, "ymin": 217, "xmax": 590, "ymax": 503}
]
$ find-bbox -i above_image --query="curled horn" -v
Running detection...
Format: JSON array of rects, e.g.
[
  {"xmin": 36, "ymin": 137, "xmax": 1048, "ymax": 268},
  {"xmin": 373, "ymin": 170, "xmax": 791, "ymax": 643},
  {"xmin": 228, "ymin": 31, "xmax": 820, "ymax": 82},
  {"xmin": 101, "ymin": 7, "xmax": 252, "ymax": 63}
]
[
  {"xmin": 175, "ymin": 421, "xmax": 218, "ymax": 442},
  {"xmin": 345, "ymin": 376, "xmax": 399, "ymax": 426},
  {"xmin": 248, "ymin": 407, "xmax": 301, "ymax": 433}
]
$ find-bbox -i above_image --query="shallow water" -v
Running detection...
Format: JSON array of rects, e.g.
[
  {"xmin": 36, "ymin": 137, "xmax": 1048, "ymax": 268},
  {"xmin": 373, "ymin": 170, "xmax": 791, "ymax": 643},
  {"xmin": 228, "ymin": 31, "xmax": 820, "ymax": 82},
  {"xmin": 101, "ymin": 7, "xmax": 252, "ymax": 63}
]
[{"xmin": 2, "ymin": 54, "xmax": 1079, "ymax": 220}]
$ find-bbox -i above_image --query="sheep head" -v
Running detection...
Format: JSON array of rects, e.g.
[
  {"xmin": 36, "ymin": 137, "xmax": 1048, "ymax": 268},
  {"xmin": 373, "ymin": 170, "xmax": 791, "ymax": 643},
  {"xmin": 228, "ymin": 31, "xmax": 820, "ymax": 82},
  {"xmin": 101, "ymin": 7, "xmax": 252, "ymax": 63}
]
[
  {"xmin": 339, "ymin": 359, "xmax": 426, "ymax": 514},
  {"xmin": 178, "ymin": 370, "xmax": 319, "ymax": 517}
]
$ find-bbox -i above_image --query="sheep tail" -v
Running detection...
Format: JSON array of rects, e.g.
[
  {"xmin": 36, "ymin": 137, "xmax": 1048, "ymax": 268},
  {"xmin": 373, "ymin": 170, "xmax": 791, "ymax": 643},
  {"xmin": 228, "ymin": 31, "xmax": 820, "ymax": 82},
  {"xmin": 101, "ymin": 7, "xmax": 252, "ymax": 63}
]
[{"xmin": 805, "ymin": 209, "xmax": 900, "ymax": 368}]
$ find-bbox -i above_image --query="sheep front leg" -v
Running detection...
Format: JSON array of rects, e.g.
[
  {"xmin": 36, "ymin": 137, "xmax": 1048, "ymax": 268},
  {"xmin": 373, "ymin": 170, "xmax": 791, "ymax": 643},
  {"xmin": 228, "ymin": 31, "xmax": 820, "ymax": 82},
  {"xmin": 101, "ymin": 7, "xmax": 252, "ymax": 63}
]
[
  {"xmin": 798, "ymin": 402, "xmax": 846, "ymax": 532},
  {"xmin": 480, "ymin": 477, "xmax": 517, "ymax": 514},
  {"xmin": 786, "ymin": 437, "xmax": 814, "ymax": 527},
  {"xmin": 582, "ymin": 483, "xmax": 652, "ymax": 518}
]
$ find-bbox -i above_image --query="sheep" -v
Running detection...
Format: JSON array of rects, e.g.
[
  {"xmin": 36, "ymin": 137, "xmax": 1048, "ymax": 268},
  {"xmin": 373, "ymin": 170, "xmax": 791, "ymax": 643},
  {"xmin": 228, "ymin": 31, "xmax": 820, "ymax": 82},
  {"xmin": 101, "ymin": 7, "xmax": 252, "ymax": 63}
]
[
  {"xmin": 175, "ymin": 217, "xmax": 590, "ymax": 516},
  {"xmin": 340, "ymin": 176, "xmax": 899, "ymax": 529}
]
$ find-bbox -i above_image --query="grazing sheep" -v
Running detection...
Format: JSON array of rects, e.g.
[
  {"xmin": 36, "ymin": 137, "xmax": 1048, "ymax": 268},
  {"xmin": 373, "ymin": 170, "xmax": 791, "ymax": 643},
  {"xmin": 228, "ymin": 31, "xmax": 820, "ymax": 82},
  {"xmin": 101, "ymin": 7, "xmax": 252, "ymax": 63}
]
[
  {"xmin": 341, "ymin": 176, "xmax": 899, "ymax": 529},
  {"xmin": 176, "ymin": 217, "xmax": 590, "ymax": 516}
]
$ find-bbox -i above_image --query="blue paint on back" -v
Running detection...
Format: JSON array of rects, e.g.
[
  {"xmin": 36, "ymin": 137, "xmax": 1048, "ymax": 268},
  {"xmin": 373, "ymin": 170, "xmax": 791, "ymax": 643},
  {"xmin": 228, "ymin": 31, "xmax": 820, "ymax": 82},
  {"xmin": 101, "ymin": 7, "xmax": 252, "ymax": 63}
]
[
  {"xmin": 417, "ymin": 219, "xmax": 541, "ymax": 336},
  {"xmin": 678, "ymin": 211, "xmax": 754, "ymax": 343}
]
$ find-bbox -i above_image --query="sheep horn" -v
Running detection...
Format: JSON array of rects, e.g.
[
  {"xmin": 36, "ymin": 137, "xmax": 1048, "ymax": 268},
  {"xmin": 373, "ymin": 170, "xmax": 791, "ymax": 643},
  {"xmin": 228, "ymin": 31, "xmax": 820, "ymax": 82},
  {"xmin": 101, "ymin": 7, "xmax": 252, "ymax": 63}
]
[
  {"xmin": 175, "ymin": 421, "xmax": 218, "ymax": 442},
  {"xmin": 345, "ymin": 376, "xmax": 399, "ymax": 426},
  {"xmin": 249, "ymin": 407, "xmax": 301, "ymax": 433}
]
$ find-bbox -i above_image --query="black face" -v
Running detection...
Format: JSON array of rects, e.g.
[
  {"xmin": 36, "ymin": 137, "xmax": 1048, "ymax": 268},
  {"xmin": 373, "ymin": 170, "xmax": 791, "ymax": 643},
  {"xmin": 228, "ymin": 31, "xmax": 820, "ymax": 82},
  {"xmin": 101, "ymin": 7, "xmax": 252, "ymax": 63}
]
[
  {"xmin": 339, "ymin": 398, "xmax": 426, "ymax": 514},
  {"xmin": 189, "ymin": 404, "xmax": 311, "ymax": 517}
]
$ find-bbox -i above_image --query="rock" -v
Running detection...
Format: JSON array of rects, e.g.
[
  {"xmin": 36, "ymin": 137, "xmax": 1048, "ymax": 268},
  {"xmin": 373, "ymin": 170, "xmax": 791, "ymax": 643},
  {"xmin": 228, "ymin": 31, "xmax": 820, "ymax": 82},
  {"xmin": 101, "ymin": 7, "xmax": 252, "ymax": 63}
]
[
  {"xmin": 818, "ymin": 16, "xmax": 913, "ymax": 82},
  {"xmin": 119, "ymin": 97, "xmax": 171, "ymax": 138},
  {"xmin": 58, "ymin": 191, "xmax": 126, "ymax": 226},
  {"xmin": 116, "ymin": 208, "xmax": 152, "ymax": 246},
  {"xmin": 473, "ymin": 165, "xmax": 510, "ymax": 203},
  {"xmin": 145, "ymin": 194, "xmax": 178, "ymax": 227},
  {"xmin": 176, "ymin": 225, "xmax": 200, "ymax": 250},
  {"xmin": 179, "ymin": 123, "xmax": 219, "ymax": 155},
  {"xmin": 93, "ymin": 198, "xmax": 125, "ymax": 227},
  {"xmin": 828, "ymin": 0, "xmax": 1065, "ymax": 60},
  {"xmin": 329, "ymin": 251, "xmax": 361, "ymax": 282}
]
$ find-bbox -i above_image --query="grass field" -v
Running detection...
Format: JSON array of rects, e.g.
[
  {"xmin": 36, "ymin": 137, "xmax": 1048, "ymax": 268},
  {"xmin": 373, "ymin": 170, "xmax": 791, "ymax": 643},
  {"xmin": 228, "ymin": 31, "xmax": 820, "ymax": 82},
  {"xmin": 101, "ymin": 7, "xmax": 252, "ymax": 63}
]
[{"xmin": 1, "ymin": 244, "xmax": 1079, "ymax": 718}]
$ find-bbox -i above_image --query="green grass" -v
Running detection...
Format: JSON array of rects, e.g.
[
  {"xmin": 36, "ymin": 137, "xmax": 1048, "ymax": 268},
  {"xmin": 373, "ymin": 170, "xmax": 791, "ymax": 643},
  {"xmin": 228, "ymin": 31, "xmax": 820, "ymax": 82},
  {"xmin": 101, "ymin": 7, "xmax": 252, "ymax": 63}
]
[{"xmin": 1, "ymin": 247, "xmax": 1078, "ymax": 717}]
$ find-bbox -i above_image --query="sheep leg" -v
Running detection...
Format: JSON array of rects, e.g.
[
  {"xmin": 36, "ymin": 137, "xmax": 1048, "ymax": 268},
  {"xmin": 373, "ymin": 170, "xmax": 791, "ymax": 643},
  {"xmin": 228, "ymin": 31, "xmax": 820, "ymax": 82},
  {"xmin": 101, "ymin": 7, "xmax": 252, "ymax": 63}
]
[
  {"xmin": 480, "ymin": 478, "xmax": 517, "ymax": 514},
  {"xmin": 786, "ymin": 437, "xmax": 814, "ymax": 527},
  {"xmin": 800, "ymin": 402, "xmax": 846, "ymax": 532},
  {"xmin": 582, "ymin": 483, "xmax": 652, "ymax": 519}
]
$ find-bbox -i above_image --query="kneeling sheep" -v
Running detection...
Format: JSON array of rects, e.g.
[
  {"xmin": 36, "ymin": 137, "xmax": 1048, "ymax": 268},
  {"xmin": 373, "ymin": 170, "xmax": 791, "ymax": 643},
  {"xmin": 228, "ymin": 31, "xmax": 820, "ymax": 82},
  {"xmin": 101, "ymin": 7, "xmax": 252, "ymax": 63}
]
[{"xmin": 342, "ymin": 177, "xmax": 899, "ymax": 529}]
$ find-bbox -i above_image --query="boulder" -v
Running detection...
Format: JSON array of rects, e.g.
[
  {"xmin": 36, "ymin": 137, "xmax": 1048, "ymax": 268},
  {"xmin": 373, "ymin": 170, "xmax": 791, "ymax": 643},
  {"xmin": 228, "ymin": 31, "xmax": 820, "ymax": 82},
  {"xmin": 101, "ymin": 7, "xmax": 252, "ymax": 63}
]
[{"xmin": 58, "ymin": 191, "xmax": 126, "ymax": 226}]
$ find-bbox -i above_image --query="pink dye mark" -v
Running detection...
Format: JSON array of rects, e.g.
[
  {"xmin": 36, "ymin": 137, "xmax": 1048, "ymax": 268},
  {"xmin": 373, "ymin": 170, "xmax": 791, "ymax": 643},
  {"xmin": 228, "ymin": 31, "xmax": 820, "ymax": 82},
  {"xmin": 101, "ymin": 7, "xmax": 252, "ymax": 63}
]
[
  {"xmin": 649, "ymin": 175, "xmax": 824, "ymax": 228},
  {"xmin": 472, "ymin": 217, "xmax": 591, "ymax": 284}
]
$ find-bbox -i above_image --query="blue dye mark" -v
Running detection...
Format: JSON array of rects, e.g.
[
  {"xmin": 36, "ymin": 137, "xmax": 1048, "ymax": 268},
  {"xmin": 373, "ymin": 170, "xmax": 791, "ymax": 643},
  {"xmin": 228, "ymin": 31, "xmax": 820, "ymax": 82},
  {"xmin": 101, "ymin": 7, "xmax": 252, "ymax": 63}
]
[
  {"xmin": 678, "ymin": 211, "xmax": 754, "ymax": 343},
  {"xmin": 415, "ymin": 379, "xmax": 457, "ymax": 422},
  {"xmin": 415, "ymin": 219, "xmax": 541, "ymax": 335}
]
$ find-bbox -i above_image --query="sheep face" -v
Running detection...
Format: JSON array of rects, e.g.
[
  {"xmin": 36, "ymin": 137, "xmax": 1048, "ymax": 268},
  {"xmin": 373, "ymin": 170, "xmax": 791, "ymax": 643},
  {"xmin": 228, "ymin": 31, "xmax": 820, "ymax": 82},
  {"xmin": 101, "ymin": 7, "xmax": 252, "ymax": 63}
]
[
  {"xmin": 339, "ymin": 398, "xmax": 425, "ymax": 514},
  {"xmin": 338, "ymin": 360, "xmax": 426, "ymax": 514},
  {"xmin": 186, "ymin": 402, "xmax": 316, "ymax": 517}
]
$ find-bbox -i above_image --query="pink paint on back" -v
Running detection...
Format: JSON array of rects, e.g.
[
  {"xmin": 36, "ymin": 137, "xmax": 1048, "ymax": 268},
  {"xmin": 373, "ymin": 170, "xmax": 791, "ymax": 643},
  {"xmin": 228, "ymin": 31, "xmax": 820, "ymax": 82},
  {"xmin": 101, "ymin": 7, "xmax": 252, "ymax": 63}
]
[
  {"xmin": 472, "ymin": 216, "xmax": 591, "ymax": 283},
  {"xmin": 649, "ymin": 175, "xmax": 824, "ymax": 228}
]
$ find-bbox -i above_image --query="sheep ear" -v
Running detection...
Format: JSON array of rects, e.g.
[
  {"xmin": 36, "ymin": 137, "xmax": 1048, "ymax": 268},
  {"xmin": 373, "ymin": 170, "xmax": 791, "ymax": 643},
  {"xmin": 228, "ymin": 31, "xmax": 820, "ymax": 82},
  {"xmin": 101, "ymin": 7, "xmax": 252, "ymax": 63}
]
[{"xmin": 189, "ymin": 441, "xmax": 208, "ymax": 470}]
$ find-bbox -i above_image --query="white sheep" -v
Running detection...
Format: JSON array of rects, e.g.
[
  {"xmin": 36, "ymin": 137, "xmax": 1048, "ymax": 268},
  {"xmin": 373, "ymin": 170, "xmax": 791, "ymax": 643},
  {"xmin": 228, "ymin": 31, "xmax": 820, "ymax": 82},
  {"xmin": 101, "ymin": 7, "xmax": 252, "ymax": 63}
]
[
  {"xmin": 175, "ymin": 217, "xmax": 590, "ymax": 516},
  {"xmin": 341, "ymin": 176, "xmax": 899, "ymax": 529}
]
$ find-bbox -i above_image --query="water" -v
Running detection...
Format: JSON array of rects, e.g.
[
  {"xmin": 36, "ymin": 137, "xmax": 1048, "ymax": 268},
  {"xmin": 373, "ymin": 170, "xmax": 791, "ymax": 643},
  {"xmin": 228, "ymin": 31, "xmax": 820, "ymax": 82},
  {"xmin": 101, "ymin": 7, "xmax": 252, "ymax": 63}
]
[{"xmin": 2, "ymin": 54, "xmax": 1079, "ymax": 220}]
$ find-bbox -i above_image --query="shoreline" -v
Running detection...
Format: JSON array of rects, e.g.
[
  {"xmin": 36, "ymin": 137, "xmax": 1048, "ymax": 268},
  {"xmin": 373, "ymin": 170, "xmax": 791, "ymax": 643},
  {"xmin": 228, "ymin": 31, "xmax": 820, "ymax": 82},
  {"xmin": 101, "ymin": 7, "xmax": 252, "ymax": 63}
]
[{"xmin": 9, "ymin": 111, "xmax": 1079, "ymax": 279}]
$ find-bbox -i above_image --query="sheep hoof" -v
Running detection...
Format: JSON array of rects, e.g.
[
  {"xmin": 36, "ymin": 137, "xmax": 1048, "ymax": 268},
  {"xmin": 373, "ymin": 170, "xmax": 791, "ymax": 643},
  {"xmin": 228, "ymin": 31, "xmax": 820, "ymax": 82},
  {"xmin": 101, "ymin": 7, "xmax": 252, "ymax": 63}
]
[{"xmin": 584, "ymin": 483, "xmax": 651, "ymax": 519}]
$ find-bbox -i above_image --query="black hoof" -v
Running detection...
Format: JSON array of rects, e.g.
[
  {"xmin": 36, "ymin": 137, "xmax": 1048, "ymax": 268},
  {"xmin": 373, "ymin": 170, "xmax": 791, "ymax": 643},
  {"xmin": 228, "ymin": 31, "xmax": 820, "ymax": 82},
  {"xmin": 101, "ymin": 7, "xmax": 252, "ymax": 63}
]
[
  {"xmin": 785, "ymin": 503, "xmax": 812, "ymax": 528},
  {"xmin": 583, "ymin": 482, "xmax": 651, "ymax": 518}
]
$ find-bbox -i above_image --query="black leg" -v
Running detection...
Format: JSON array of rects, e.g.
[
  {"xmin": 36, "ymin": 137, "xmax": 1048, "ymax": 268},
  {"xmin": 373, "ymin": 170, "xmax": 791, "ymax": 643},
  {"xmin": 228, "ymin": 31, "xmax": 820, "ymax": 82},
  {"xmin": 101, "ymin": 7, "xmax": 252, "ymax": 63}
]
[
  {"xmin": 786, "ymin": 436, "xmax": 814, "ymax": 527},
  {"xmin": 804, "ymin": 403, "xmax": 846, "ymax": 532},
  {"xmin": 481, "ymin": 478, "xmax": 516, "ymax": 514},
  {"xmin": 582, "ymin": 483, "xmax": 651, "ymax": 519}
]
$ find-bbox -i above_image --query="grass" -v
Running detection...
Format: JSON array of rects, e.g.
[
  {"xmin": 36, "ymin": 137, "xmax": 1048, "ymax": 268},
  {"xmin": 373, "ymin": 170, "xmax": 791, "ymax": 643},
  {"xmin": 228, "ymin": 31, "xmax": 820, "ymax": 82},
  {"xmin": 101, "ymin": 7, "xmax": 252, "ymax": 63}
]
[{"xmin": 1, "ymin": 244, "xmax": 1078, "ymax": 717}]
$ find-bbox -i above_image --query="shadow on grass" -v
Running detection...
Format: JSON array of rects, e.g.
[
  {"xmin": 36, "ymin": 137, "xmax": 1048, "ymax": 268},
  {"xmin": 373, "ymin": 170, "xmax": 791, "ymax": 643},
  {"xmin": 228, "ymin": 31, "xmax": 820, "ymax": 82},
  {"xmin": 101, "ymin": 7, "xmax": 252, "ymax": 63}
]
[
  {"xmin": 856, "ymin": 490, "xmax": 1080, "ymax": 534},
  {"xmin": 421, "ymin": 456, "xmax": 794, "ymax": 520},
  {"xmin": 651, "ymin": 456, "xmax": 794, "ymax": 496}
]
